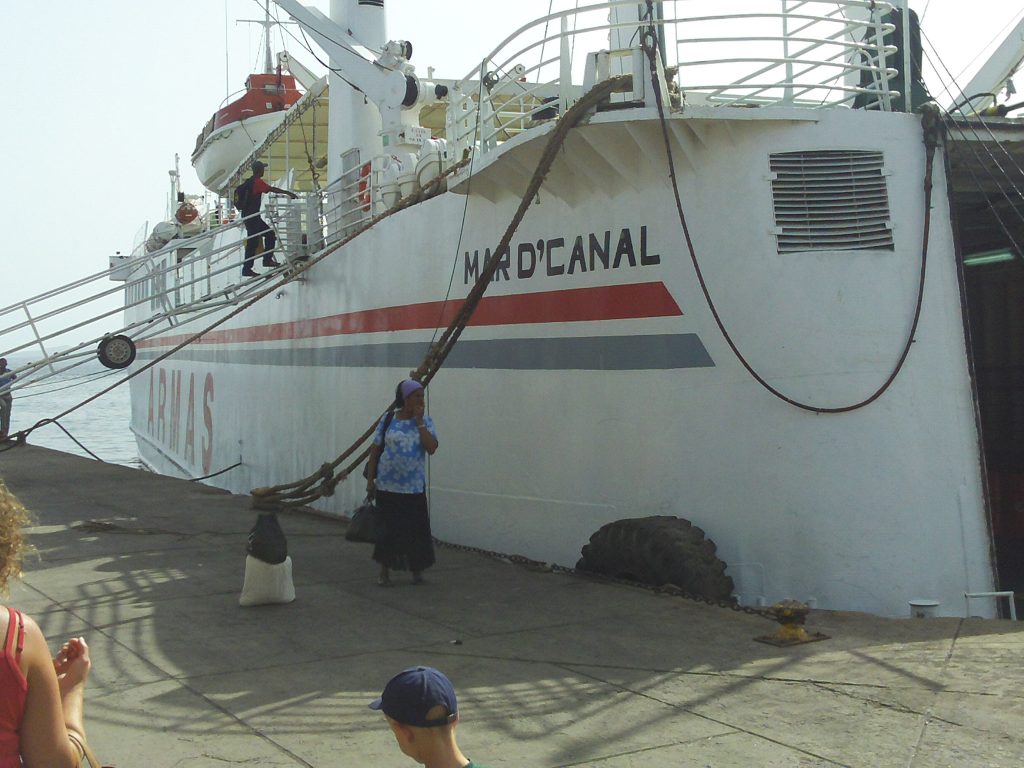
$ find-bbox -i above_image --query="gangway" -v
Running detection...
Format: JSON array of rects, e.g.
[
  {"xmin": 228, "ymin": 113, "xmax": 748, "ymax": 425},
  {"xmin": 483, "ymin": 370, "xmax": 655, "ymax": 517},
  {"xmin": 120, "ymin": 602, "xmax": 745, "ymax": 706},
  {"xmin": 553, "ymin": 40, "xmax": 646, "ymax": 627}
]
[
  {"xmin": 0, "ymin": 211, "xmax": 300, "ymax": 404},
  {"xmin": 0, "ymin": 137, "xmax": 385, "ymax": 413}
]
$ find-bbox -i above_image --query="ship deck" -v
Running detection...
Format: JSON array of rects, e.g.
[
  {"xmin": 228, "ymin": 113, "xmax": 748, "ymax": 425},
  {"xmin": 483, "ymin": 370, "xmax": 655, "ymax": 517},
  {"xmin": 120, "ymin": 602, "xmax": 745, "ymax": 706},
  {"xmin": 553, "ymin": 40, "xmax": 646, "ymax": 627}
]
[{"xmin": 2, "ymin": 444, "xmax": 1022, "ymax": 767}]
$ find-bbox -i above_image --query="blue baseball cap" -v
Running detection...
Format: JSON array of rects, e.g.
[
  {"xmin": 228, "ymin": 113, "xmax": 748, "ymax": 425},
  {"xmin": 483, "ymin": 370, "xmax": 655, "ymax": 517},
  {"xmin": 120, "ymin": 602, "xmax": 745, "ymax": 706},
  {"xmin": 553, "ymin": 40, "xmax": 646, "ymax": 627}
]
[{"xmin": 368, "ymin": 666, "xmax": 458, "ymax": 727}]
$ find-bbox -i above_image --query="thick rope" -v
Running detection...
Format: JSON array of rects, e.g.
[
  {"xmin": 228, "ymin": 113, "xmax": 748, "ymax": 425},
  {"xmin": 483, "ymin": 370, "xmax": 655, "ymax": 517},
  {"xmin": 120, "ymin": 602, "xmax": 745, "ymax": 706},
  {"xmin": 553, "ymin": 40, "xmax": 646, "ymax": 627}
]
[
  {"xmin": 640, "ymin": 10, "xmax": 939, "ymax": 414},
  {"xmin": 252, "ymin": 75, "xmax": 631, "ymax": 510}
]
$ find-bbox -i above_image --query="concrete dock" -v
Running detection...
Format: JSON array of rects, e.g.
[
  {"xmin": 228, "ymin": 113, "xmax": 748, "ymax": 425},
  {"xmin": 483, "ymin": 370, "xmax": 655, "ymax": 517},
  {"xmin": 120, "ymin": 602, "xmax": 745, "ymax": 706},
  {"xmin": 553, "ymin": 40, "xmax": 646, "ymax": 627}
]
[{"xmin": 1, "ymin": 444, "xmax": 1022, "ymax": 767}]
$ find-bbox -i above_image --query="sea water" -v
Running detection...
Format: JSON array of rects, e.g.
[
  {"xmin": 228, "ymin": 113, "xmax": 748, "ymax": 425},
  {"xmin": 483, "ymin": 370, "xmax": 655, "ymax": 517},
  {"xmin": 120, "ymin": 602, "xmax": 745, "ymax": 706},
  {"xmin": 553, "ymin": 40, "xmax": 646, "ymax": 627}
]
[{"xmin": 3, "ymin": 365, "xmax": 138, "ymax": 468}]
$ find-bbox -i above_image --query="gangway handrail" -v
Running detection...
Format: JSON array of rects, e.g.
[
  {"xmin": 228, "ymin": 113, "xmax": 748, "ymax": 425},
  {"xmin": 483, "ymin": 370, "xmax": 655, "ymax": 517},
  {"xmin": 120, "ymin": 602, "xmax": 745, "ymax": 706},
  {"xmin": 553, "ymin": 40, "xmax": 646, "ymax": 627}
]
[
  {"xmin": 0, "ymin": 210, "xmax": 285, "ymax": 341},
  {"xmin": 0, "ymin": 208, "xmax": 276, "ymax": 320},
  {"xmin": 3, "ymin": 220, "xmax": 334, "ymax": 398},
  {"xmin": 2, "ymin": 258, "xmax": 287, "ymax": 394},
  {"xmin": 0, "ymin": 219, "xmax": 223, "ymax": 319},
  {"xmin": 0, "ymin": 229, "xmax": 281, "ymax": 358},
  {"xmin": 0, "ymin": 207, "xmax": 290, "ymax": 335},
  {"xmin": 0, "ymin": 202, "xmax": 303, "ymax": 393}
]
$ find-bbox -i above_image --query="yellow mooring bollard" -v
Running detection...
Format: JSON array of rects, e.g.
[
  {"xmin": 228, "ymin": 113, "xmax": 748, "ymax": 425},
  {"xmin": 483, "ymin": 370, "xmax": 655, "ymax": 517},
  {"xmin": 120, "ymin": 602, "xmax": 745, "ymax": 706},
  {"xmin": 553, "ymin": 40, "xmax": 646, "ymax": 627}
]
[{"xmin": 754, "ymin": 599, "xmax": 830, "ymax": 647}]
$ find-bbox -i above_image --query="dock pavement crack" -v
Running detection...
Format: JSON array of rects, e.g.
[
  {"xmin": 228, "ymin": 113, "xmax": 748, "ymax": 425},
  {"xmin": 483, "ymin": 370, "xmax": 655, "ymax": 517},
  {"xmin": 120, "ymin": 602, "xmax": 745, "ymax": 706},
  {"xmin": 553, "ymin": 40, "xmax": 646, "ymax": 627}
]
[
  {"xmin": 550, "ymin": 662, "xmax": 850, "ymax": 767},
  {"xmin": 906, "ymin": 618, "xmax": 964, "ymax": 768}
]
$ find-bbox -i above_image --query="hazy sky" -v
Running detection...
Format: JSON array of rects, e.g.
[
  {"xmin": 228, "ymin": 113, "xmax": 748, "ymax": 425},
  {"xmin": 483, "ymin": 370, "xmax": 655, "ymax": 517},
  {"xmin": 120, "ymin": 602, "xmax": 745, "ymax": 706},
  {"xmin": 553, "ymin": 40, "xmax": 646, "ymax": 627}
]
[{"xmin": 1, "ymin": 0, "xmax": 1021, "ymax": 353}]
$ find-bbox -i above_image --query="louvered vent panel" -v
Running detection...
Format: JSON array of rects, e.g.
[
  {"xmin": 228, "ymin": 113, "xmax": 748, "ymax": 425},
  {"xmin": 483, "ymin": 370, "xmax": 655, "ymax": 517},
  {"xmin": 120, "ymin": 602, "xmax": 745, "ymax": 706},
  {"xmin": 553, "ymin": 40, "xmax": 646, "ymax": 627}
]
[{"xmin": 770, "ymin": 150, "xmax": 894, "ymax": 253}]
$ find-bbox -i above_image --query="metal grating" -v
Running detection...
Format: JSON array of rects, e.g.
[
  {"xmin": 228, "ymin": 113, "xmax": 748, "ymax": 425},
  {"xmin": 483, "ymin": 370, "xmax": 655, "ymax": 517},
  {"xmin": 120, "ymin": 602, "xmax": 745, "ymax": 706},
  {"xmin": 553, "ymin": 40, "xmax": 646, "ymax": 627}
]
[{"xmin": 770, "ymin": 150, "xmax": 894, "ymax": 254}]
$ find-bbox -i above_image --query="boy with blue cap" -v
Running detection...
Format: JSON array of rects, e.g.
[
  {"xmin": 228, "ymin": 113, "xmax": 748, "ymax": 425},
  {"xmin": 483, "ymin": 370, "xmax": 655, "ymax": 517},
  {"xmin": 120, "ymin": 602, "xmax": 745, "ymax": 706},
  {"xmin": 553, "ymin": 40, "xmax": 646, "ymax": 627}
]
[{"xmin": 369, "ymin": 666, "xmax": 488, "ymax": 768}]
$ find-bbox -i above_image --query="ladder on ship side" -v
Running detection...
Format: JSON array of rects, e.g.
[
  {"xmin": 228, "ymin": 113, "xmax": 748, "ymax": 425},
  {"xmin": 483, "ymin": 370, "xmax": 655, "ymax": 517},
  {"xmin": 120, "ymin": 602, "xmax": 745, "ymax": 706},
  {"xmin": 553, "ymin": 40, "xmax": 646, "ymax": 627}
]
[{"xmin": 0, "ymin": 213, "xmax": 308, "ymax": 402}]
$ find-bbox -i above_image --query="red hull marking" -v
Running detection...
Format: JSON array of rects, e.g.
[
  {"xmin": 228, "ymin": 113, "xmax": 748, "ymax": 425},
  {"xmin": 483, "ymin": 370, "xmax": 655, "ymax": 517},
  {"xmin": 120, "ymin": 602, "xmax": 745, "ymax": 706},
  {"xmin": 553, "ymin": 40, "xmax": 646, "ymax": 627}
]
[{"xmin": 138, "ymin": 282, "xmax": 681, "ymax": 348}]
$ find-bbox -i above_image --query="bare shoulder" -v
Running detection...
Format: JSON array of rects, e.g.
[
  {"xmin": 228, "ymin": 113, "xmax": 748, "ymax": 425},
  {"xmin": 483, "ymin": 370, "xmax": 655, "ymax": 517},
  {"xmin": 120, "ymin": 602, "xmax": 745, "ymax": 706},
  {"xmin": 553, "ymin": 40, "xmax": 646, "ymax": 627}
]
[
  {"xmin": 0, "ymin": 604, "xmax": 38, "ymax": 643},
  {"xmin": 19, "ymin": 613, "xmax": 52, "ymax": 668}
]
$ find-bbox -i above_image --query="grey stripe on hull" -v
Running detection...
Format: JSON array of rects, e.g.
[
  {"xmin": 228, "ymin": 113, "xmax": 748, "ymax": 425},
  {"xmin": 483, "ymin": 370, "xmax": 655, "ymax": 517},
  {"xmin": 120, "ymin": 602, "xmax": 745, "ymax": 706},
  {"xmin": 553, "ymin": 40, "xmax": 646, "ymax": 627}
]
[{"xmin": 138, "ymin": 334, "xmax": 714, "ymax": 371}]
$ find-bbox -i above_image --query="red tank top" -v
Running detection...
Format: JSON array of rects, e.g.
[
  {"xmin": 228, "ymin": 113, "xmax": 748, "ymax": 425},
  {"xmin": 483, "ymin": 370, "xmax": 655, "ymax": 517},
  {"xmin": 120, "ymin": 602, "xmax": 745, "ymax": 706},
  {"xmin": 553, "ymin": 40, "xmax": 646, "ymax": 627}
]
[{"xmin": 0, "ymin": 606, "xmax": 27, "ymax": 766}]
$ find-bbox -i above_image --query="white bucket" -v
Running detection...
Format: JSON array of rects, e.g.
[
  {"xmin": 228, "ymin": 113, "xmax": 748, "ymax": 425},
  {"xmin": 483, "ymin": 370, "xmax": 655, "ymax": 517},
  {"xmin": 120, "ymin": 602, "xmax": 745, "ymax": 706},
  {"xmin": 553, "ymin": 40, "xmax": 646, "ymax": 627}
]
[{"xmin": 909, "ymin": 599, "xmax": 939, "ymax": 618}]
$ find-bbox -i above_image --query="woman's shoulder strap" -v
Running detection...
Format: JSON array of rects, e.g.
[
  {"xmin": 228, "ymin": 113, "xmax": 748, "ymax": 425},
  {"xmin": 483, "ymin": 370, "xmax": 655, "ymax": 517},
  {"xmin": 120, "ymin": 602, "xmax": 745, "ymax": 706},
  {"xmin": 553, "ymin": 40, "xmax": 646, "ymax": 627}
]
[{"xmin": 3, "ymin": 606, "xmax": 24, "ymax": 657}]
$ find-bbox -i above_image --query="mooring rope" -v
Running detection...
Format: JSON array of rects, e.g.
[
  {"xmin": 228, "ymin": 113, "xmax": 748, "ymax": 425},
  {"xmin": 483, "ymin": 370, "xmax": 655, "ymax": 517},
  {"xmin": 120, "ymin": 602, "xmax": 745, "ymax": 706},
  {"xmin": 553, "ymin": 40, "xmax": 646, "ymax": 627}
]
[{"xmin": 251, "ymin": 75, "xmax": 631, "ymax": 510}]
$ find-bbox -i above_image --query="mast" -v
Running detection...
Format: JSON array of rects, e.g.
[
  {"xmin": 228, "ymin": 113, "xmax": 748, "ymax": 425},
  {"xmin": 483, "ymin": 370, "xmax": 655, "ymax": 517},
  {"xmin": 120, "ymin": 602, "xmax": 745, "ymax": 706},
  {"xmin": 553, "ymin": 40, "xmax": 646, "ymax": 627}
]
[
  {"xmin": 239, "ymin": 2, "xmax": 278, "ymax": 75},
  {"xmin": 263, "ymin": 1, "xmax": 274, "ymax": 74}
]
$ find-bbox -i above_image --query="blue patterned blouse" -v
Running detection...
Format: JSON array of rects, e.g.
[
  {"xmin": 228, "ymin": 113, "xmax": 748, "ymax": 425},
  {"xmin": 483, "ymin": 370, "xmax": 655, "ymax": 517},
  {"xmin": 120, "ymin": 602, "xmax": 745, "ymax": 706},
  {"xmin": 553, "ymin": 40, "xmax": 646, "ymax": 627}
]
[{"xmin": 373, "ymin": 414, "xmax": 437, "ymax": 494}]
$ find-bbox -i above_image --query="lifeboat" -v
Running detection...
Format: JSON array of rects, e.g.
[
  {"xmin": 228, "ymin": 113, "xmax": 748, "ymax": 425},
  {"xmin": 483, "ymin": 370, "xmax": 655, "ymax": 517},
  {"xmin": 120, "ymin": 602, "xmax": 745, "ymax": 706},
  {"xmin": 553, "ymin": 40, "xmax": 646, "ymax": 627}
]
[{"xmin": 192, "ymin": 70, "xmax": 302, "ymax": 192}]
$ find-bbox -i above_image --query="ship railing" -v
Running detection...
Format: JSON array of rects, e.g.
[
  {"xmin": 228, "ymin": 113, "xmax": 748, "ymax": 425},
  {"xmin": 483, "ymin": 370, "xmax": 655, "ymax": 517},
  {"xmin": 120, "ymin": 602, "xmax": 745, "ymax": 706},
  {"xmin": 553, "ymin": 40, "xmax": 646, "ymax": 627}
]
[
  {"xmin": 447, "ymin": 0, "xmax": 903, "ymax": 163},
  {"xmin": 315, "ymin": 165, "xmax": 373, "ymax": 243},
  {"xmin": 0, "ymin": 214, "xmax": 284, "ymax": 396},
  {"xmin": 266, "ymin": 200, "xmax": 309, "ymax": 264}
]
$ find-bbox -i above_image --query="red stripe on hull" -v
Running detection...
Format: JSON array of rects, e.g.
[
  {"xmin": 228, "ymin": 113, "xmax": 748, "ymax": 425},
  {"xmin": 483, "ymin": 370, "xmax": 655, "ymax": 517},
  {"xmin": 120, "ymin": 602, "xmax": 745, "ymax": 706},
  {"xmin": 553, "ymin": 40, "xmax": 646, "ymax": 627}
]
[{"xmin": 138, "ymin": 282, "xmax": 681, "ymax": 348}]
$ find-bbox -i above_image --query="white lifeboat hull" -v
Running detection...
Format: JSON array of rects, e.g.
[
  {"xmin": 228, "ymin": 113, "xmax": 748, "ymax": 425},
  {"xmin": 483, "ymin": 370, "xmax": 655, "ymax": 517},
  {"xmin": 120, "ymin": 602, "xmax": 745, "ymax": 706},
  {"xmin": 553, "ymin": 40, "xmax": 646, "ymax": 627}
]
[{"xmin": 192, "ymin": 111, "xmax": 286, "ymax": 192}]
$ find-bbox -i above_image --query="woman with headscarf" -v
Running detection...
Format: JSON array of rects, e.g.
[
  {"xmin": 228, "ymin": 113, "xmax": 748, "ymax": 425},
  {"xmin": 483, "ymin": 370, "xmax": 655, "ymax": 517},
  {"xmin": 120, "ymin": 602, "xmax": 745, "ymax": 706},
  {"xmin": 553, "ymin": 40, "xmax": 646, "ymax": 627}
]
[
  {"xmin": 0, "ymin": 481, "xmax": 92, "ymax": 767},
  {"xmin": 365, "ymin": 379, "xmax": 440, "ymax": 586}
]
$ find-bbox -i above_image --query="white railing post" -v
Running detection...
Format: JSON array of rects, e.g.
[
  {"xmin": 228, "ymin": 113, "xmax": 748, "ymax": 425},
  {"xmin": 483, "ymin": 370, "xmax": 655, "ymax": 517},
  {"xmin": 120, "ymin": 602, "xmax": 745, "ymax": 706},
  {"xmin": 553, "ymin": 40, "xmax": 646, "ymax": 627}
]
[
  {"xmin": 868, "ymin": 6, "xmax": 893, "ymax": 112},
  {"xmin": 479, "ymin": 59, "xmax": 497, "ymax": 154},
  {"xmin": 782, "ymin": 0, "xmax": 794, "ymax": 104},
  {"xmin": 306, "ymin": 193, "xmax": 321, "ymax": 255},
  {"xmin": 965, "ymin": 591, "xmax": 1018, "ymax": 620},
  {"xmin": 560, "ymin": 15, "xmax": 572, "ymax": 115},
  {"xmin": 901, "ymin": 0, "xmax": 912, "ymax": 112},
  {"xmin": 22, "ymin": 303, "xmax": 55, "ymax": 374}
]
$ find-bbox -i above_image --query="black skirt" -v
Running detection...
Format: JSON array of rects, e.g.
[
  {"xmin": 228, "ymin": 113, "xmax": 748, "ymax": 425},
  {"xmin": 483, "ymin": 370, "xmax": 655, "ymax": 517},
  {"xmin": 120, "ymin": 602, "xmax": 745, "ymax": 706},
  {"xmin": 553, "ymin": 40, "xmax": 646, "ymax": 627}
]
[{"xmin": 372, "ymin": 490, "xmax": 436, "ymax": 572}]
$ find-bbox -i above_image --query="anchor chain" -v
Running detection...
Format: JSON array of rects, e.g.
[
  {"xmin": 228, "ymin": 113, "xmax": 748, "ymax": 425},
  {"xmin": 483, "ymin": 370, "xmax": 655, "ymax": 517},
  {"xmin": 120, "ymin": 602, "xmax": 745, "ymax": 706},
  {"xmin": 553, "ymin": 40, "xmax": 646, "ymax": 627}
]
[{"xmin": 430, "ymin": 536, "xmax": 782, "ymax": 621}]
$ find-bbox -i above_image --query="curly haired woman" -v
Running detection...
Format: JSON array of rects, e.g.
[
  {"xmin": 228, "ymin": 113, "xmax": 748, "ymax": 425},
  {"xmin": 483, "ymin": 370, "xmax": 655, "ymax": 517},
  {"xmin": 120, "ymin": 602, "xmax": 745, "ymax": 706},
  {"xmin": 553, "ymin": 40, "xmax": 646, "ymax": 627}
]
[{"xmin": 0, "ymin": 480, "xmax": 92, "ymax": 767}]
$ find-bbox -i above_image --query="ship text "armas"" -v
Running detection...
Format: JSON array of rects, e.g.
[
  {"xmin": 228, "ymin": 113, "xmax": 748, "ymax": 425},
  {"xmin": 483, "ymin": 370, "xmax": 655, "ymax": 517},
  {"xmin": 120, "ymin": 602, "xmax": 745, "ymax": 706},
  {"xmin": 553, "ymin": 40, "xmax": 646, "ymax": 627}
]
[{"xmin": 464, "ymin": 226, "xmax": 660, "ymax": 285}]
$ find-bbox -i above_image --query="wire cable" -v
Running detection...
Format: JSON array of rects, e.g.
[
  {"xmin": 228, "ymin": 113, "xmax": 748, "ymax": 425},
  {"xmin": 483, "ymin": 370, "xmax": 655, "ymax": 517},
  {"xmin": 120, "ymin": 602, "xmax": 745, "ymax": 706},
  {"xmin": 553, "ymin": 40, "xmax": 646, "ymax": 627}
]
[
  {"xmin": 8, "ymin": 417, "xmax": 107, "ymax": 462},
  {"xmin": 266, "ymin": 2, "xmax": 374, "ymax": 96},
  {"xmin": 640, "ymin": 2, "xmax": 936, "ymax": 414},
  {"xmin": 13, "ymin": 370, "xmax": 119, "ymax": 401},
  {"xmin": 920, "ymin": 28, "xmax": 1024, "ymax": 249},
  {"xmin": 191, "ymin": 461, "xmax": 244, "ymax": 482}
]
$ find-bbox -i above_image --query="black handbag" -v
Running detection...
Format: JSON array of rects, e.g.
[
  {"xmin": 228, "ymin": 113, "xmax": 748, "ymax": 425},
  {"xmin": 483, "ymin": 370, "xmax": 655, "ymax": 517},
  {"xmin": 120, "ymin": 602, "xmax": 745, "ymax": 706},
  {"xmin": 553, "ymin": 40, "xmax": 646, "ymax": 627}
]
[
  {"xmin": 346, "ymin": 498, "xmax": 385, "ymax": 543},
  {"xmin": 247, "ymin": 513, "xmax": 288, "ymax": 564}
]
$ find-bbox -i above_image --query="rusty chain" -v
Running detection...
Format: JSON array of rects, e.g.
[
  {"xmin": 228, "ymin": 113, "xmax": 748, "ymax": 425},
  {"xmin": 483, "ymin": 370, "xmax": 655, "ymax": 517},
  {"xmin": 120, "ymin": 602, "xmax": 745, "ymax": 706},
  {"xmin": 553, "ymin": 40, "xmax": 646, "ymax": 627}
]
[{"xmin": 430, "ymin": 536, "xmax": 779, "ymax": 621}]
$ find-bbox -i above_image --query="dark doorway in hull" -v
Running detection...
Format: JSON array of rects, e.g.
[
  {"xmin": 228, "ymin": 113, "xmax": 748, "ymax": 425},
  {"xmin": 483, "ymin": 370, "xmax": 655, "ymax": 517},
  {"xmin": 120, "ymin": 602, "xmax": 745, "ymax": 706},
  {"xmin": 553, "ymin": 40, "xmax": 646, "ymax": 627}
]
[
  {"xmin": 964, "ymin": 259, "xmax": 1024, "ymax": 618},
  {"xmin": 948, "ymin": 120, "xmax": 1024, "ymax": 618}
]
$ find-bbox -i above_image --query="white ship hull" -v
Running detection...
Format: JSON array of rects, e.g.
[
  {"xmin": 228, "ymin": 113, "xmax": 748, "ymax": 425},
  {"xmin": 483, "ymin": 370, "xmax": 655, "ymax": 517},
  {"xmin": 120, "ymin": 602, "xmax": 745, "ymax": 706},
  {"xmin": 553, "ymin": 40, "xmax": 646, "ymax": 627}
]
[{"xmin": 127, "ymin": 105, "xmax": 997, "ymax": 617}]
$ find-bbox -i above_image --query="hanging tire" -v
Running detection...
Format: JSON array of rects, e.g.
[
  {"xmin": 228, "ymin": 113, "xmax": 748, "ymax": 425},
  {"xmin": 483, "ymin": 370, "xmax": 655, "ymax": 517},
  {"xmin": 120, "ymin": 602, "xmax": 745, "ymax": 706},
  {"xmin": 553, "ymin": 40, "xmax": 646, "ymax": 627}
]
[
  {"xmin": 576, "ymin": 515, "xmax": 735, "ymax": 602},
  {"xmin": 96, "ymin": 335, "xmax": 137, "ymax": 369}
]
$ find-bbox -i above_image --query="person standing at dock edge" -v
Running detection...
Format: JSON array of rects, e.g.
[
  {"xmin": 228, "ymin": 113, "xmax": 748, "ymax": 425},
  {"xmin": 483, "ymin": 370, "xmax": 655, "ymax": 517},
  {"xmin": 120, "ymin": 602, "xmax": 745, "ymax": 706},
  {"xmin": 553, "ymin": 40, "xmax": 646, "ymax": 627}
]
[
  {"xmin": 0, "ymin": 481, "xmax": 93, "ymax": 767},
  {"xmin": 238, "ymin": 160, "xmax": 297, "ymax": 277},
  {"xmin": 0, "ymin": 358, "xmax": 15, "ymax": 440},
  {"xmin": 365, "ymin": 379, "xmax": 439, "ymax": 586}
]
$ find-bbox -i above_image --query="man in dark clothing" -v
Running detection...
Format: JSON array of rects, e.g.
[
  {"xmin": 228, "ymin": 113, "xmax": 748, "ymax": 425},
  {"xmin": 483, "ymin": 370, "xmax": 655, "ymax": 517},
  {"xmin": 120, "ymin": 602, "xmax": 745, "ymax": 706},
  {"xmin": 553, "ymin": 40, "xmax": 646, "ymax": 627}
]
[
  {"xmin": 239, "ymin": 160, "xmax": 297, "ymax": 277},
  {"xmin": 0, "ymin": 357, "xmax": 16, "ymax": 439}
]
